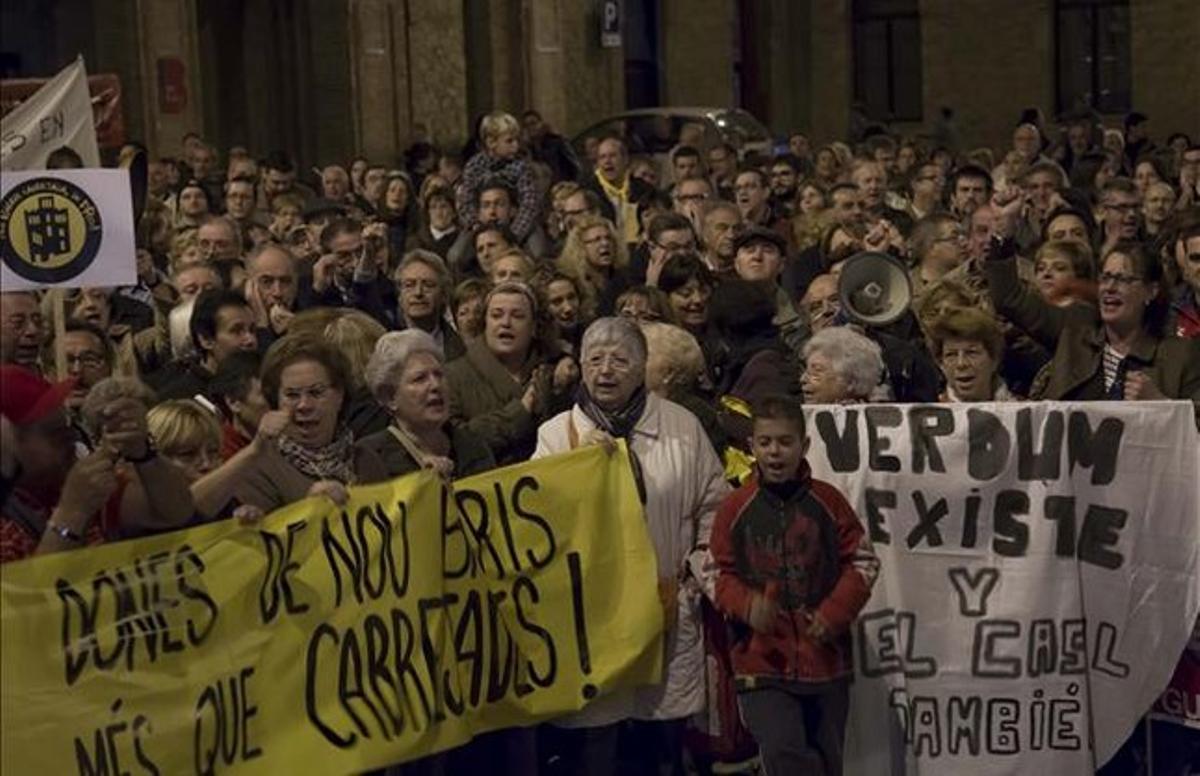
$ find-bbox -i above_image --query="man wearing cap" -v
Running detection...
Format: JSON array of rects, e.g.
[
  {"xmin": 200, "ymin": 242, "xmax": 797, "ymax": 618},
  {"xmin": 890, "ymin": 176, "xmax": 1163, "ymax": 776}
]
[
  {"xmin": 734, "ymin": 226, "xmax": 807, "ymax": 355},
  {"xmin": 0, "ymin": 366, "xmax": 195, "ymax": 563}
]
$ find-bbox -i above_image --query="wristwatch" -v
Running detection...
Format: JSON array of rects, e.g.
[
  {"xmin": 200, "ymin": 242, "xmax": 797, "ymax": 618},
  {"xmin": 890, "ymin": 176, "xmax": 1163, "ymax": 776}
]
[
  {"xmin": 46, "ymin": 521, "xmax": 85, "ymax": 543},
  {"xmin": 126, "ymin": 438, "xmax": 159, "ymax": 465}
]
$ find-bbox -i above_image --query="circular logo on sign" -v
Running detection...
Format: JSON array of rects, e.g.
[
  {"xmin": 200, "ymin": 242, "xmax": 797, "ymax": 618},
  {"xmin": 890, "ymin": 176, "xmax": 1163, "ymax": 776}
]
[{"xmin": 0, "ymin": 177, "xmax": 103, "ymax": 285}]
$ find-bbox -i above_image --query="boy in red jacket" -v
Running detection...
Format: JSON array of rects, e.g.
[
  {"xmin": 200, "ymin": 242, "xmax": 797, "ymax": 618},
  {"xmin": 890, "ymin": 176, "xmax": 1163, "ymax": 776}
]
[{"xmin": 710, "ymin": 395, "xmax": 879, "ymax": 776}]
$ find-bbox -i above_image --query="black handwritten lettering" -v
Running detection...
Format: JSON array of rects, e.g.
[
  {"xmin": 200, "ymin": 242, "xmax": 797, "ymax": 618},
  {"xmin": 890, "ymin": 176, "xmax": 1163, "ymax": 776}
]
[
  {"xmin": 908, "ymin": 406, "xmax": 953, "ymax": 474},
  {"xmin": 864, "ymin": 488, "xmax": 894, "ymax": 545},
  {"xmin": 1067, "ymin": 412, "xmax": 1124, "ymax": 485},
  {"xmin": 865, "ymin": 406, "xmax": 903, "ymax": 472},
  {"xmin": 814, "ymin": 409, "xmax": 860, "ymax": 471},
  {"xmin": 1078, "ymin": 505, "xmax": 1127, "ymax": 570},
  {"xmin": 1017, "ymin": 408, "xmax": 1063, "ymax": 481},
  {"xmin": 992, "ymin": 490, "xmax": 1030, "ymax": 557},
  {"xmin": 947, "ymin": 567, "xmax": 999, "ymax": 617},
  {"xmin": 906, "ymin": 491, "xmax": 948, "ymax": 549},
  {"xmin": 967, "ymin": 409, "xmax": 1009, "ymax": 481}
]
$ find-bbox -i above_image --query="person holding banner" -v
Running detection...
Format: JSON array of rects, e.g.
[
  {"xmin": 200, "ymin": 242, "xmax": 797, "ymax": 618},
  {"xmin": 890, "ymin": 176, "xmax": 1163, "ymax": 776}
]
[
  {"xmin": 229, "ymin": 335, "xmax": 388, "ymax": 512},
  {"xmin": 359, "ymin": 329, "xmax": 495, "ymax": 479},
  {"xmin": 0, "ymin": 368, "xmax": 196, "ymax": 563},
  {"xmin": 710, "ymin": 395, "xmax": 879, "ymax": 776},
  {"xmin": 534, "ymin": 316, "xmax": 729, "ymax": 776}
]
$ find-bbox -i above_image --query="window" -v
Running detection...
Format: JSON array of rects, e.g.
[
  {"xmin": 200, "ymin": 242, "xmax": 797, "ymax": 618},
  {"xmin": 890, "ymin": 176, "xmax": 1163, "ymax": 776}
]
[
  {"xmin": 1055, "ymin": 0, "xmax": 1131, "ymax": 114},
  {"xmin": 853, "ymin": 0, "xmax": 922, "ymax": 122}
]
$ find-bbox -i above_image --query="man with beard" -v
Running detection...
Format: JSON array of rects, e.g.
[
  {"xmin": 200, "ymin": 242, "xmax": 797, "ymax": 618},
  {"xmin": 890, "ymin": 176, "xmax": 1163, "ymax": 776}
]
[
  {"xmin": 259, "ymin": 151, "xmax": 314, "ymax": 212},
  {"xmin": 949, "ymin": 164, "xmax": 994, "ymax": 221},
  {"xmin": 0, "ymin": 292, "xmax": 46, "ymax": 373},
  {"xmin": 769, "ymin": 155, "xmax": 803, "ymax": 218}
]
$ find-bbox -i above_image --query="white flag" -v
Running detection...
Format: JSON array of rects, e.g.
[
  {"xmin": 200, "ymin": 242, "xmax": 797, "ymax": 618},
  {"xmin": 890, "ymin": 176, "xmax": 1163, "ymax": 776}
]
[{"xmin": 1, "ymin": 56, "xmax": 101, "ymax": 171}]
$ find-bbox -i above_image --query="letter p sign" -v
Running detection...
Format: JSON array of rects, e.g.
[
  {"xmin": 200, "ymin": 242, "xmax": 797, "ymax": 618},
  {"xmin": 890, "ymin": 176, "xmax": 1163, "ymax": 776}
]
[{"xmin": 601, "ymin": 0, "xmax": 621, "ymax": 47}]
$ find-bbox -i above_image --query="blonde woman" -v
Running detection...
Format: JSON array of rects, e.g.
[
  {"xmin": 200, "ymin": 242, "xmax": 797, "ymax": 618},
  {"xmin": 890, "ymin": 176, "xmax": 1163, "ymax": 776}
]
[
  {"xmin": 557, "ymin": 215, "xmax": 632, "ymax": 315},
  {"xmin": 147, "ymin": 399, "xmax": 223, "ymax": 483}
]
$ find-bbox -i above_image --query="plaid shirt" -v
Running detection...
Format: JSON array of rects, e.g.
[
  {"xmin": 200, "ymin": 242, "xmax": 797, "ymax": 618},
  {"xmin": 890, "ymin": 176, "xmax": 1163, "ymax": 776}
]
[{"xmin": 456, "ymin": 151, "xmax": 540, "ymax": 241}]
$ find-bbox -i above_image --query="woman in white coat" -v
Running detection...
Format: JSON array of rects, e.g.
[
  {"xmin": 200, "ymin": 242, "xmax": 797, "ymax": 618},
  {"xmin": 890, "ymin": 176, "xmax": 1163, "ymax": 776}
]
[{"xmin": 533, "ymin": 316, "xmax": 729, "ymax": 776}]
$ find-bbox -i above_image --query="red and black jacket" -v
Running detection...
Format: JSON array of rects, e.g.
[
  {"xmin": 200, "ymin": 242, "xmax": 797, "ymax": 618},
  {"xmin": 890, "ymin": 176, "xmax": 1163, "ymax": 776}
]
[{"xmin": 710, "ymin": 462, "xmax": 879, "ymax": 686}]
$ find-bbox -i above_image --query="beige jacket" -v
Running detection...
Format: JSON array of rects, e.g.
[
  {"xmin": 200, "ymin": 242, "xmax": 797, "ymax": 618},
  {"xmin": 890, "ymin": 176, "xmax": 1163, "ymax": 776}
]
[{"xmin": 533, "ymin": 393, "xmax": 730, "ymax": 726}]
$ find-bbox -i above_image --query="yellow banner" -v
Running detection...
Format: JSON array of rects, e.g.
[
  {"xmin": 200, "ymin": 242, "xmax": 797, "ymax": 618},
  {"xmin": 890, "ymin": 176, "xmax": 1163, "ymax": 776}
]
[{"xmin": 1, "ymin": 445, "xmax": 663, "ymax": 775}]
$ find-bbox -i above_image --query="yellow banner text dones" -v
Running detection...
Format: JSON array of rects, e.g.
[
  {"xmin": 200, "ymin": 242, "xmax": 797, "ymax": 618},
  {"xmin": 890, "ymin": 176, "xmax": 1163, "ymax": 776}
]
[{"xmin": 1, "ymin": 445, "xmax": 663, "ymax": 775}]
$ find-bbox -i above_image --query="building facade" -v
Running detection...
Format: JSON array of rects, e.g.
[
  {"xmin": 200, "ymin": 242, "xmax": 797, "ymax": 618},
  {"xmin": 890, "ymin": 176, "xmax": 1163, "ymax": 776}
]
[{"xmin": 2, "ymin": 0, "xmax": 1196, "ymax": 167}]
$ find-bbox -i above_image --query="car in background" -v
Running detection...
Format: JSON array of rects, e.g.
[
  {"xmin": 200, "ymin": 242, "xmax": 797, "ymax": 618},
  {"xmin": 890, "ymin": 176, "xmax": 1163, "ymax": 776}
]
[{"xmin": 570, "ymin": 107, "xmax": 774, "ymax": 175}]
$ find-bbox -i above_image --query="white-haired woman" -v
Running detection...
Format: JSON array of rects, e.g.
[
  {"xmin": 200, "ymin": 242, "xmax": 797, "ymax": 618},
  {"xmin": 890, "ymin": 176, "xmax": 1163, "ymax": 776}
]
[
  {"xmin": 534, "ymin": 317, "xmax": 729, "ymax": 776},
  {"xmin": 357, "ymin": 329, "xmax": 495, "ymax": 479},
  {"xmin": 800, "ymin": 326, "xmax": 888, "ymax": 404}
]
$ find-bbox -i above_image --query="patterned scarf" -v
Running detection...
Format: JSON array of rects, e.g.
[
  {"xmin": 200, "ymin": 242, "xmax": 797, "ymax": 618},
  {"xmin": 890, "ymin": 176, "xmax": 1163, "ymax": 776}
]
[
  {"xmin": 276, "ymin": 427, "xmax": 357, "ymax": 484},
  {"xmin": 575, "ymin": 383, "xmax": 648, "ymax": 440}
]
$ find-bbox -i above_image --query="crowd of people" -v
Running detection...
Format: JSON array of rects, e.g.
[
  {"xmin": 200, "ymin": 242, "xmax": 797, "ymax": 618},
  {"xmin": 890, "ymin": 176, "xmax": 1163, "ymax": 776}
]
[{"xmin": 1, "ymin": 103, "xmax": 1199, "ymax": 775}]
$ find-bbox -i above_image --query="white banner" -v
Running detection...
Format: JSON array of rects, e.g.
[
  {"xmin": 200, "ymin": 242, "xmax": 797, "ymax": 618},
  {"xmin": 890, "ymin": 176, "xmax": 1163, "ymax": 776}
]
[
  {"xmin": 1, "ymin": 56, "xmax": 100, "ymax": 171},
  {"xmin": 0, "ymin": 169, "xmax": 135, "ymax": 291},
  {"xmin": 799, "ymin": 402, "xmax": 1200, "ymax": 775}
]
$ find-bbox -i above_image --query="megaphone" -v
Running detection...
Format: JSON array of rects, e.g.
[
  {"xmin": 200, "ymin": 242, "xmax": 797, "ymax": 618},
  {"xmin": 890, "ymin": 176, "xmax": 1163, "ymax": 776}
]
[
  {"xmin": 837, "ymin": 251, "xmax": 913, "ymax": 327},
  {"xmin": 119, "ymin": 147, "xmax": 148, "ymax": 227}
]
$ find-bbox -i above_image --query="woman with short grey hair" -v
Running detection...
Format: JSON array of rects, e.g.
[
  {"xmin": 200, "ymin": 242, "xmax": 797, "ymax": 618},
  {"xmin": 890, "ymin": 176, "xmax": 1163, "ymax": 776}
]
[
  {"xmin": 801, "ymin": 326, "xmax": 888, "ymax": 403},
  {"xmin": 534, "ymin": 316, "xmax": 729, "ymax": 775},
  {"xmin": 357, "ymin": 329, "xmax": 495, "ymax": 479}
]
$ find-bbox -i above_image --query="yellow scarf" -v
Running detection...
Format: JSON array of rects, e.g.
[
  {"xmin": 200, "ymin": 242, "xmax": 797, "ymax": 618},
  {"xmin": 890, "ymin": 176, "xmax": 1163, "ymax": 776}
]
[{"xmin": 594, "ymin": 170, "xmax": 640, "ymax": 243}]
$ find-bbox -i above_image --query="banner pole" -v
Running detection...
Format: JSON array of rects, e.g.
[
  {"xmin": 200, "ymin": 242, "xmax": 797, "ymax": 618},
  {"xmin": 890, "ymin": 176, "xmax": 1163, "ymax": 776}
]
[{"xmin": 52, "ymin": 288, "xmax": 67, "ymax": 380}]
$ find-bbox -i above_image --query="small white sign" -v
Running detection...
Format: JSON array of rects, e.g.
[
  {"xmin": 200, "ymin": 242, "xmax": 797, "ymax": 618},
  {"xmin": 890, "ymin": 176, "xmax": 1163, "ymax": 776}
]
[
  {"xmin": 0, "ymin": 169, "xmax": 136, "ymax": 291},
  {"xmin": 601, "ymin": 0, "xmax": 622, "ymax": 48},
  {"xmin": 1, "ymin": 57, "xmax": 101, "ymax": 171}
]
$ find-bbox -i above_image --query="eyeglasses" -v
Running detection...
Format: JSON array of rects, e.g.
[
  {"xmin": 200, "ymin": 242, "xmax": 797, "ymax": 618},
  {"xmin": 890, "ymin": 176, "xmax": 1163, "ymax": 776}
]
[
  {"xmin": 1098, "ymin": 272, "xmax": 1143, "ymax": 288},
  {"xmin": 654, "ymin": 241, "xmax": 693, "ymax": 253},
  {"xmin": 584, "ymin": 353, "xmax": 634, "ymax": 372},
  {"xmin": 65, "ymin": 353, "xmax": 106, "ymax": 369},
  {"xmin": 399, "ymin": 279, "xmax": 440, "ymax": 293},
  {"xmin": 1103, "ymin": 202, "xmax": 1140, "ymax": 214},
  {"xmin": 674, "ymin": 193, "xmax": 708, "ymax": 203},
  {"xmin": 941, "ymin": 347, "xmax": 990, "ymax": 365},
  {"xmin": 281, "ymin": 383, "xmax": 332, "ymax": 404}
]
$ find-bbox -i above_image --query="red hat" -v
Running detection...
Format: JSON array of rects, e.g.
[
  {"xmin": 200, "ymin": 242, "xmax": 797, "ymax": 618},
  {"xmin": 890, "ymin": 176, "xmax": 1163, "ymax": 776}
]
[{"xmin": 0, "ymin": 365, "xmax": 75, "ymax": 425}]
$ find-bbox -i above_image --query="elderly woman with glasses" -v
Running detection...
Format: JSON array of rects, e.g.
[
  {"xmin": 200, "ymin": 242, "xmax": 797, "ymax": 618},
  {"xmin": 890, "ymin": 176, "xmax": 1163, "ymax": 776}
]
[
  {"xmin": 800, "ymin": 326, "xmax": 888, "ymax": 404},
  {"xmin": 987, "ymin": 239, "xmax": 1200, "ymax": 414},
  {"xmin": 533, "ymin": 316, "xmax": 729, "ymax": 776},
  {"xmin": 226, "ymin": 335, "xmax": 388, "ymax": 513}
]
